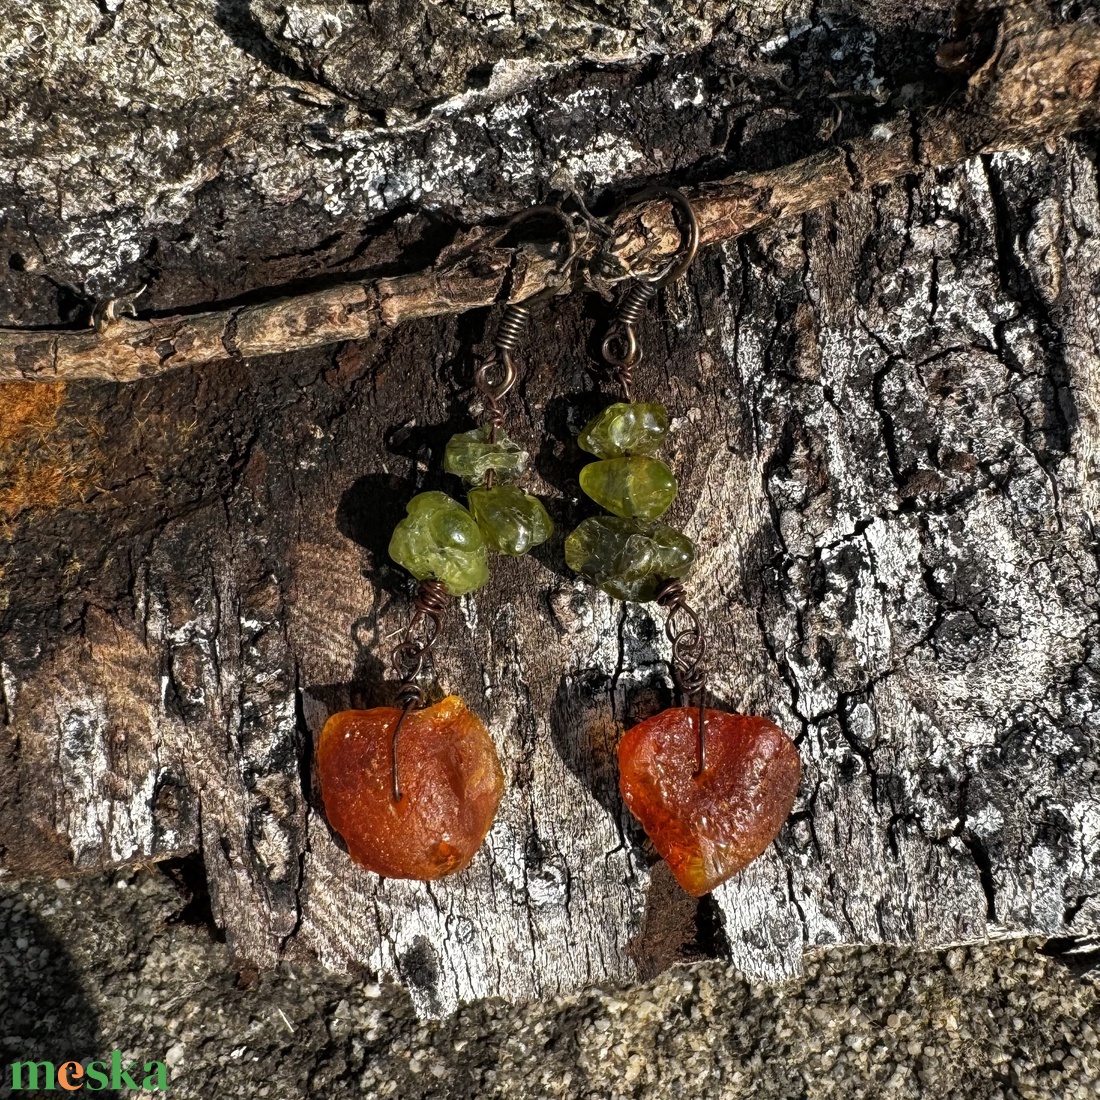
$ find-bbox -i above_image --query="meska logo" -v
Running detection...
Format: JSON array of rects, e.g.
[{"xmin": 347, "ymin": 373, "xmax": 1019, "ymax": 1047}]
[{"xmin": 9, "ymin": 1051, "xmax": 169, "ymax": 1091}]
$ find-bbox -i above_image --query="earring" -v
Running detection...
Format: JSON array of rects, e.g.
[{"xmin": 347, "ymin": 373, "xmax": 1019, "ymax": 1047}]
[
  {"xmin": 318, "ymin": 209, "xmax": 571, "ymax": 882},
  {"xmin": 565, "ymin": 187, "xmax": 801, "ymax": 897}
]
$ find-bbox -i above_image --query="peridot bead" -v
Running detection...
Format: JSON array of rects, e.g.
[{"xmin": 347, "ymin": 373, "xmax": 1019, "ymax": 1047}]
[
  {"xmin": 579, "ymin": 457, "xmax": 677, "ymax": 521},
  {"xmin": 578, "ymin": 402, "xmax": 669, "ymax": 458},
  {"xmin": 443, "ymin": 425, "xmax": 527, "ymax": 487},
  {"xmin": 468, "ymin": 485, "xmax": 554, "ymax": 556},
  {"xmin": 388, "ymin": 491, "xmax": 489, "ymax": 596},
  {"xmin": 564, "ymin": 516, "xmax": 694, "ymax": 602}
]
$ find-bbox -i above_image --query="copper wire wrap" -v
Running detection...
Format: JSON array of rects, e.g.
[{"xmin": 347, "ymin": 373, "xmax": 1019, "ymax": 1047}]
[
  {"xmin": 494, "ymin": 301, "xmax": 532, "ymax": 355},
  {"xmin": 388, "ymin": 579, "xmax": 451, "ymax": 801},
  {"xmin": 655, "ymin": 579, "xmax": 709, "ymax": 777},
  {"xmin": 601, "ymin": 281, "xmax": 656, "ymax": 400},
  {"xmin": 475, "ymin": 201, "xmax": 576, "ymax": 467}
]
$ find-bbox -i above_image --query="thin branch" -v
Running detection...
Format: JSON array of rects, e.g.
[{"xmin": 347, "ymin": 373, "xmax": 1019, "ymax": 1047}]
[{"xmin": 2, "ymin": 1, "xmax": 1097, "ymax": 384}]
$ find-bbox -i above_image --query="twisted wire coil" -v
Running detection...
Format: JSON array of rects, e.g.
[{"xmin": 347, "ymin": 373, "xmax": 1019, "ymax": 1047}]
[
  {"xmin": 655, "ymin": 579, "xmax": 709, "ymax": 776},
  {"xmin": 389, "ymin": 579, "xmax": 451, "ymax": 800}
]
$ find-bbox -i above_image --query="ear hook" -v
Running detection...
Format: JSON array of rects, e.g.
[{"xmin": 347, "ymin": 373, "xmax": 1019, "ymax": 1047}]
[
  {"xmin": 499, "ymin": 203, "xmax": 579, "ymax": 300},
  {"xmin": 608, "ymin": 185, "xmax": 699, "ymax": 288},
  {"xmin": 475, "ymin": 204, "xmax": 578, "ymax": 443},
  {"xmin": 600, "ymin": 186, "xmax": 699, "ymax": 397}
]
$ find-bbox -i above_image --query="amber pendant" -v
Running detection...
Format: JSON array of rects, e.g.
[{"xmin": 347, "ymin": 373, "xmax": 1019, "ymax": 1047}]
[
  {"xmin": 618, "ymin": 708, "xmax": 800, "ymax": 897},
  {"xmin": 317, "ymin": 696, "xmax": 504, "ymax": 881}
]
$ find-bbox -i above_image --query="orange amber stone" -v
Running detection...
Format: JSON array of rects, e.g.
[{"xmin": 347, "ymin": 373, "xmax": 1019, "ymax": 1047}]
[
  {"xmin": 619, "ymin": 708, "xmax": 800, "ymax": 897},
  {"xmin": 317, "ymin": 696, "xmax": 504, "ymax": 881}
]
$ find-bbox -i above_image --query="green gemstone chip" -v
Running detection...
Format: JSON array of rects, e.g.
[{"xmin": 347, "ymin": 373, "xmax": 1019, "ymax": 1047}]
[
  {"xmin": 443, "ymin": 425, "xmax": 528, "ymax": 487},
  {"xmin": 564, "ymin": 515, "xmax": 694, "ymax": 602},
  {"xmin": 468, "ymin": 485, "xmax": 554, "ymax": 557},
  {"xmin": 578, "ymin": 402, "xmax": 669, "ymax": 458},
  {"xmin": 388, "ymin": 491, "xmax": 489, "ymax": 596},
  {"xmin": 579, "ymin": 456, "xmax": 678, "ymax": 521}
]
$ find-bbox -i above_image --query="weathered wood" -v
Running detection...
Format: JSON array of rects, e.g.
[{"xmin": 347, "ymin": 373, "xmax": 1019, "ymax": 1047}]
[
  {"xmin": 1, "ymin": 0, "xmax": 1099, "ymax": 1018},
  {"xmin": 1, "ymin": 0, "xmax": 1097, "ymax": 384}
]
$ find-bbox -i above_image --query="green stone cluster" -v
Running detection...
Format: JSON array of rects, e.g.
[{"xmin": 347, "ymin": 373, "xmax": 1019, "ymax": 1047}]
[
  {"xmin": 565, "ymin": 402, "xmax": 694, "ymax": 601},
  {"xmin": 389, "ymin": 426, "xmax": 553, "ymax": 595}
]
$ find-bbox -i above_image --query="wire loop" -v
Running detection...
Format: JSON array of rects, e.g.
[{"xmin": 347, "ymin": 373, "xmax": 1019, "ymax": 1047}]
[
  {"xmin": 656, "ymin": 578, "xmax": 710, "ymax": 777},
  {"xmin": 499, "ymin": 204, "xmax": 579, "ymax": 304},
  {"xmin": 607, "ymin": 186, "xmax": 700, "ymax": 289},
  {"xmin": 473, "ymin": 205, "xmax": 577, "ymax": 455},
  {"xmin": 476, "ymin": 346, "xmax": 518, "ymax": 407}
]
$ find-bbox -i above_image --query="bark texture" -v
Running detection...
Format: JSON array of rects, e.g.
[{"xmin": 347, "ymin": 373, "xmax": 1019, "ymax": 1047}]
[
  {"xmin": 4, "ymin": 0, "xmax": 1099, "ymax": 382},
  {"xmin": 2, "ymin": 0, "xmax": 1099, "ymax": 1017}
]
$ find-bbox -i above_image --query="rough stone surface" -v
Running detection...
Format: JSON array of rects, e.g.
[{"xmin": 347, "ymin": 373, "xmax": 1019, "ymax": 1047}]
[
  {"xmin": 564, "ymin": 515, "xmax": 696, "ymax": 601},
  {"xmin": 1, "ymin": 0, "xmax": 1099, "ymax": 1020},
  {"xmin": 578, "ymin": 402, "xmax": 670, "ymax": 459},
  {"xmin": 2, "ymin": 868, "xmax": 1099, "ymax": 1099},
  {"xmin": 444, "ymin": 426, "xmax": 529, "ymax": 488},
  {"xmin": 468, "ymin": 485, "xmax": 554, "ymax": 556},
  {"xmin": 388, "ymin": 491, "xmax": 490, "ymax": 595},
  {"xmin": 579, "ymin": 456, "xmax": 679, "ymax": 520}
]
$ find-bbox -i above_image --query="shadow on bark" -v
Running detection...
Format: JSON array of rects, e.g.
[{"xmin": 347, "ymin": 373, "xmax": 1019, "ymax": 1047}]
[{"xmin": 213, "ymin": 0, "xmax": 327, "ymax": 90}]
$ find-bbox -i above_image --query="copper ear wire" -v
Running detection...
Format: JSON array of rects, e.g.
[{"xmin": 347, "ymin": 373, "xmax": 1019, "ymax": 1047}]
[
  {"xmin": 600, "ymin": 187, "xmax": 700, "ymax": 400},
  {"xmin": 475, "ymin": 205, "xmax": 578, "ymax": 461}
]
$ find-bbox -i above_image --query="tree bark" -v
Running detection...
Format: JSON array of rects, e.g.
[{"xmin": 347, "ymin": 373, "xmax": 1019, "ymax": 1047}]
[
  {"xmin": 4, "ymin": 0, "xmax": 1098, "ymax": 383},
  {"xmin": 1, "ymin": 0, "xmax": 1099, "ymax": 1017}
]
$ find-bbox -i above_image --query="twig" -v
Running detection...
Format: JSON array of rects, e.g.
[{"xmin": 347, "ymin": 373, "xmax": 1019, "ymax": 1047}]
[{"xmin": 1, "ymin": 1, "xmax": 1096, "ymax": 385}]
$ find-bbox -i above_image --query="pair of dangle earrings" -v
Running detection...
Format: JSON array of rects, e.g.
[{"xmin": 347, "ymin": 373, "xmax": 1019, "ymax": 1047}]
[{"xmin": 318, "ymin": 191, "xmax": 800, "ymax": 898}]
